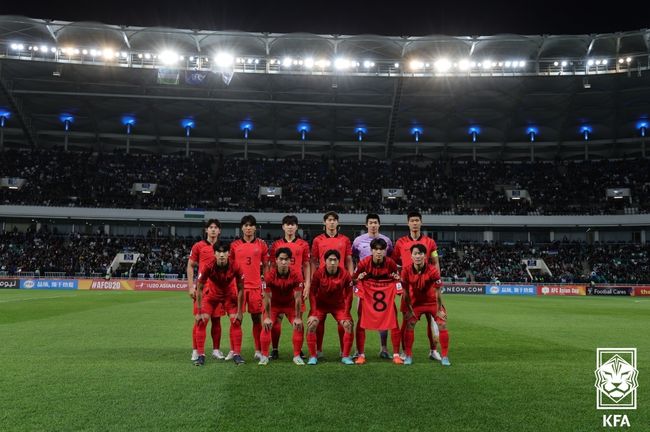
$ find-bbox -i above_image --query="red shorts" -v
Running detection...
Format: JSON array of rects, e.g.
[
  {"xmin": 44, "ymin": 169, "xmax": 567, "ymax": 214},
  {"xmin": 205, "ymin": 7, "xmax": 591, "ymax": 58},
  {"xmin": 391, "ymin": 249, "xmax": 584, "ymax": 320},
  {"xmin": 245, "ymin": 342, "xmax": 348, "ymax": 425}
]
[
  {"xmin": 243, "ymin": 289, "xmax": 264, "ymax": 314},
  {"xmin": 269, "ymin": 306, "xmax": 298, "ymax": 323},
  {"xmin": 310, "ymin": 306, "xmax": 352, "ymax": 323},
  {"xmin": 408, "ymin": 304, "xmax": 447, "ymax": 325},
  {"xmin": 197, "ymin": 295, "xmax": 237, "ymax": 317}
]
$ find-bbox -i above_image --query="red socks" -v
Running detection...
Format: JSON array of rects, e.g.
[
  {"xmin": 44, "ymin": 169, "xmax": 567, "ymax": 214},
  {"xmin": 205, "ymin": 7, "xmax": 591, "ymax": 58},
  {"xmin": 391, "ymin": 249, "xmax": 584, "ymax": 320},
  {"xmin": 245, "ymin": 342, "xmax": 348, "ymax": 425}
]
[
  {"xmin": 439, "ymin": 329, "xmax": 450, "ymax": 357},
  {"xmin": 355, "ymin": 325, "xmax": 366, "ymax": 355},
  {"xmin": 390, "ymin": 327, "xmax": 401, "ymax": 354},
  {"xmin": 211, "ymin": 317, "xmax": 221, "ymax": 350},
  {"xmin": 260, "ymin": 327, "xmax": 271, "ymax": 357},
  {"xmin": 403, "ymin": 328, "xmax": 414, "ymax": 357},
  {"xmin": 229, "ymin": 317, "xmax": 242, "ymax": 354},
  {"xmin": 271, "ymin": 320, "xmax": 282, "ymax": 349},
  {"xmin": 342, "ymin": 332, "xmax": 354, "ymax": 358},
  {"xmin": 307, "ymin": 332, "xmax": 317, "ymax": 357},
  {"xmin": 252, "ymin": 322, "xmax": 262, "ymax": 351},
  {"xmin": 195, "ymin": 320, "xmax": 207, "ymax": 355},
  {"xmin": 292, "ymin": 327, "xmax": 304, "ymax": 357}
]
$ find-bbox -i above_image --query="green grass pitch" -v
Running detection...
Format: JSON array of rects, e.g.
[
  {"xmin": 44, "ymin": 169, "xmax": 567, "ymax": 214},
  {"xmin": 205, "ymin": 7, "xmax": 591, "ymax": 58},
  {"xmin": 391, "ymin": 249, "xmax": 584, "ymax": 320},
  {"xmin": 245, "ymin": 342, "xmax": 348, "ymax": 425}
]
[{"xmin": 0, "ymin": 290, "xmax": 648, "ymax": 431}]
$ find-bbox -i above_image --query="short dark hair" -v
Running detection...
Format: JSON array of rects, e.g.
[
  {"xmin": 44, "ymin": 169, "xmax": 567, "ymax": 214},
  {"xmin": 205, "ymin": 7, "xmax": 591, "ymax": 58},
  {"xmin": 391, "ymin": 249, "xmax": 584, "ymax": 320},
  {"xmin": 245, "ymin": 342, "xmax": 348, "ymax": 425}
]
[
  {"xmin": 370, "ymin": 238, "xmax": 387, "ymax": 250},
  {"xmin": 410, "ymin": 243, "xmax": 427, "ymax": 254},
  {"xmin": 324, "ymin": 249, "xmax": 340, "ymax": 261},
  {"xmin": 205, "ymin": 218, "xmax": 221, "ymax": 229},
  {"xmin": 282, "ymin": 215, "xmax": 299, "ymax": 225},
  {"xmin": 240, "ymin": 214, "xmax": 257, "ymax": 227},
  {"xmin": 366, "ymin": 213, "xmax": 381, "ymax": 224},
  {"xmin": 323, "ymin": 211, "xmax": 339, "ymax": 221},
  {"xmin": 407, "ymin": 211, "xmax": 422, "ymax": 221},
  {"xmin": 275, "ymin": 247, "xmax": 293, "ymax": 259},
  {"xmin": 213, "ymin": 242, "xmax": 231, "ymax": 253}
]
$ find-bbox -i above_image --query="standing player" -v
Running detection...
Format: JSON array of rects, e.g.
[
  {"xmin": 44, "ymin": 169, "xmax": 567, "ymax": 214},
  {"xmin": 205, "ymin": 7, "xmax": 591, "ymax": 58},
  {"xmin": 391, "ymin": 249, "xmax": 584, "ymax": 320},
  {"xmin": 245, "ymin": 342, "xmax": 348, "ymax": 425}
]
[
  {"xmin": 353, "ymin": 238, "xmax": 403, "ymax": 365},
  {"xmin": 352, "ymin": 213, "xmax": 394, "ymax": 359},
  {"xmin": 259, "ymin": 248, "xmax": 305, "ymax": 366},
  {"xmin": 194, "ymin": 243, "xmax": 245, "ymax": 366},
  {"xmin": 310, "ymin": 211, "xmax": 354, "ymax": 357},
  {"xmin": 187, "ymin": 219, "xmax": 224, "ymax": 361},
  {"xmin": 268, "ymin": 215, "xmax": 310, "ymax": 359},
  {"xmin": 401, "ymin": 244, "xmax": 451, "ymax": 366},
  {"xmin": 393, "ymin": 210, "xmax": 442, "ymax": 361},
  {"xmin": 231, "ymin": 215, "xmax": 269, "ymax": 361},
  {"xmin": 306, "ymin": 250, "xmax": 355, "ymax": 365}
]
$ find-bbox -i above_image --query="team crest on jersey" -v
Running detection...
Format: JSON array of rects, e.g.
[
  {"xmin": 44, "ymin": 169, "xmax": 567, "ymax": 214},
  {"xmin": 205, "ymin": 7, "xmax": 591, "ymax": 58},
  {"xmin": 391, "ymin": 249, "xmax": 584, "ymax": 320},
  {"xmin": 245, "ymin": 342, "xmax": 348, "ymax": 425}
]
[{"xmin": 594, "ymin": 348, "xmax": 638, "ymax": 410}]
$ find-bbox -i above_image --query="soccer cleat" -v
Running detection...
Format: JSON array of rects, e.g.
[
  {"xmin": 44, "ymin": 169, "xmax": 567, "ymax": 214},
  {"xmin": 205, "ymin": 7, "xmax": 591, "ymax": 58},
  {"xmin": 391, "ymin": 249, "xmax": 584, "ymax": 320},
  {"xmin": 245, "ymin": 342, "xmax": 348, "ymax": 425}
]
[
  {"xmin": 293, "ymin": 356, "xmax": 305, "ymax": 366},
  {"xmin": 258, "ymin": 355, "xmax": 269, "ymax": 366},
  {"xmin": 441, "ymin": 356, "xmax": 451, "ymax": 367},
  {"xmin": 316, "ymin": 351, "xmax": 324, "ymax": 359},
  {"xmin": 404, "ymin": 356, "xmax": 413, "ymax": 366},
  {"xmin": 233, "ymin": 354, "xmax": 245, "ymax": 365},
  {"xmin": 212, "ymin": 349, "xmax": 225, "ymax": 360},
  {"xmin": 191, "ymin": 349, "xmax": 199, "ymax": 361},
  {"xmin": 299, "ymin": 350, "xmax": 307, "ymax": 359},
  {"xmin": 341, "ymin": 356, "xmax": 355, "ymax": 365},
  {"xmin": 253, "ymin": 351, "xmax": 263, "ymax": 361},
  {"xmin": 270, "ymin": 349, "xmax": 279, "ymax": 360},
  {"xmin": 307, "ymin": 357, "xmax": 318, "ymax": 365},
  {"xmin": 399, "ymin": 352, "xmax": 406, "ymax": 361},
  {"xmin": 224, "ymin": 351, "xmax": 235, "ymax": 361},
  {"xmin": 354, "ymin": 355, "xmax": 366, "ymax": 365},
  {"xmin": 392, "ymin": 355, "xmax": 404, "ymax": 365},
  {"xmin": 193, "ymin": 354, "xmax": 205, "ymax": 366},
  {"xmin": 351, "ymin": 351, "xmax": 360, "ymax": 359},
  {"xmin": 379, "ymin": 350, "xmax": 390, "ymax": 360},
  {"xmin": 429, "ymin": 349, "xmax": 442, "ymax": 361}
]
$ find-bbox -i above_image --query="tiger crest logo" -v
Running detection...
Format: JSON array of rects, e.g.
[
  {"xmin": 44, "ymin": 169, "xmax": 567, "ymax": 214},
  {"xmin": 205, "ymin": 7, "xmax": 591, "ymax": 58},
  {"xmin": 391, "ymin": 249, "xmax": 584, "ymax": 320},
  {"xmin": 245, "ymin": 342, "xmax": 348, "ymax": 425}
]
[{"xmin": 594, "ymin": 349, "xmax": 638, "ymax": 410}]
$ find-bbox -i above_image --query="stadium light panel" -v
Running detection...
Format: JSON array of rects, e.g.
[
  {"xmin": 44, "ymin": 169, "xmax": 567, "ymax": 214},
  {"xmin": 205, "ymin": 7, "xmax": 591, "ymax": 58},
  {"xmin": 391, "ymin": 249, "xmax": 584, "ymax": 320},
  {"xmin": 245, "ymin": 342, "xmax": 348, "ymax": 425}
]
[
  {"xmin": 626, "ymin": 57, "xmax": 632, "ymax": 63},
  {"xmin": 561, "ymin": 60, "xmax": 568, "ymax": 67},
  {"xmin": 587, "ymin": 59, "xmax": 595, "ymax": 66},
  {"xmin": 434, "ymin": 58, "xmax": 452, "ymax": 72},
  {"xmin": 482, "ymin": 61, "xmax": 492, "ymax": 70},
  {"xmin": 469, "ymin": 126, "xmax": 480, "ymax": 142},
  {"xmin": 505, "ymin": 61, "xmax": 512, "ymax": 68},
  {"xmin": 90, "ymin": 49, "xmax": 98, "ymax": 56},
  {"xmin": 144, "ymin": 53, "xmax": 151, "ymax": 60},
  {"xmin": 304, "ymin": 58, "xmax": 314, "ymax": 68},
  {"xmin": 394, "ymin": 62, "xmax": 399, "ymax": 68},
  {"xmin": 409, "ymin": 59, "xmax": 424, "ymax": 70},
  {"xmin": 159, "ymin": 51, "xmax": 179, "ymax": 65},
  {"xmin": 458, "ymin": 59, "xmax": 470, "ymax": 71},
  {"xmin": 282, "ymin": 57, "xmax": 293, "ymax": 67},
  {"xmin": 334, "ymin": 58, "xmax": 352, "ymax": 70},
  {"xmin": 411, "ymin": 127, "xmax": 423, "ymax": 142},
  {"xmin": 50, "ymin": 47, "xmax": 57, "ymax": 53},
  {"xmin": 601, "ymin": 59, "xmax": 608, "ymax": 65},
  {"xmin": 103, "ymin": 49, "xmax": 114, "ymax": 59}
]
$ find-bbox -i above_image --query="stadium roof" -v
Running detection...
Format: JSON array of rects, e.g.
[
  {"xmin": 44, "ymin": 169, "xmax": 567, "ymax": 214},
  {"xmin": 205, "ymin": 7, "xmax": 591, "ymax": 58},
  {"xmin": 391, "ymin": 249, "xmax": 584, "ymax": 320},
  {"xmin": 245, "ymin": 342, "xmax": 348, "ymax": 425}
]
[{"xmin": 1, "ymin": 15, "xmax": 650, "ymax": 160}]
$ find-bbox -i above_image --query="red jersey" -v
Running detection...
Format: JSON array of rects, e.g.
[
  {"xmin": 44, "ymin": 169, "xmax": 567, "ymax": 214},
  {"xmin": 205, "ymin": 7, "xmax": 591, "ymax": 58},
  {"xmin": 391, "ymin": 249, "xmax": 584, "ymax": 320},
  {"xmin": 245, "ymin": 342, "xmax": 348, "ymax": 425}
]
[
  {"xmin": 393, "ymin": 234, "xmax": 438, "ymax": 268},
  {"xmin": 263, "ymin": 268, "xmax": 304, "ymax": 309},
  {"xmin": 311, "ymin": 232, "xmax": 352, "ymax": 270},
  {"xmin": 197, "ymin": 262, "xmax": 244, "ymax": 300},
  {"xmin": 269, "ymin": 237, "xmax": 310, "ymax": 275},
  {"xmin": 231, "ymin": 237, "xmax": 269, "ymax": 290},
  {"xmin": 310, "ymin": 267, "xmax": 353, "ymax": 313},
  {"xmin": 357, "ymin": 278, "xmax": 402, "ymax": 331},
  {"xmin": 189, "ymin": 240, "xmax": 216, "ymax": 272},
  {"xmin": 353, "ymin": 256, "xmax": 398, "ymax": 281},
  {"xmin": 401, "ymin": 263, "xmax": 441, "ymax": 308}
]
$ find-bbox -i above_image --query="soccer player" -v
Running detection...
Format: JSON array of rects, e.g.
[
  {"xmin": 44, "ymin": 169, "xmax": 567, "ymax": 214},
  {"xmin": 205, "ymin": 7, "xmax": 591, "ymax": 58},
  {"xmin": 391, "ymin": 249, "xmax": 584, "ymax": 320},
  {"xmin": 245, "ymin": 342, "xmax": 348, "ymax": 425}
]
[
  {"xmin": 259, "ymin": 248, "xmax": 305, "ymax": 366},
  {"xmin": 194, "ymin": 243, "xmax": 245, "ymax": 366},
  {"xmin": 268, "ymin": 214, "xmax": 310, "ymax": 359},
  {"xmin": 352, "ymin": 213, "xmax": 394, "ymax": 359},
  {"xmin": 393, "ymin": 210, "xmax": 442, "ymax": 361},
  {"xmin": 231, "ymin": 215, "xmax": 269, "ymax": 361},
  {"xmin": 401, "ymin": 244, "xmax": 451, "ymax": 366},
  {"xmin": 310, "ymin": 211, "xmax": 353, "ymax": 357},
  {"xmin": 187, "ymin": 219, "xmax": 224, "ymax": 362},
  {"xmin": 306, "ymin": 250, "xmax": 355, "ymax": 365},
  {"xmin": 353, "ymin": 238, "xmax": 403, "ymax": 365}
]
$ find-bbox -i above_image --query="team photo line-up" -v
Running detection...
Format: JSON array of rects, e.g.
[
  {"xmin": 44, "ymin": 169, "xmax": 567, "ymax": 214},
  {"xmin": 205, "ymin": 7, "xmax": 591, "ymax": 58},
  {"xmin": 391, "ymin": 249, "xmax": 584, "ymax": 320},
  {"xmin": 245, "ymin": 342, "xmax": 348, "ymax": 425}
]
[{"xmin": 187, "ymin": 210, "xmax": 450, "ymax": 367}]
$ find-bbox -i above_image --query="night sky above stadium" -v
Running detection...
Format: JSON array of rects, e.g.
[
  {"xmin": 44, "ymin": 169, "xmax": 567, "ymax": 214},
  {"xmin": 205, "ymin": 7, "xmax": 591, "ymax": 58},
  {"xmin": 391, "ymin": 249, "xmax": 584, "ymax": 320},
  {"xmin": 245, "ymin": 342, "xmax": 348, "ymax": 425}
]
[{"xmin": 0, "ymin": 1, "xmax": 646, "ymax": 36}]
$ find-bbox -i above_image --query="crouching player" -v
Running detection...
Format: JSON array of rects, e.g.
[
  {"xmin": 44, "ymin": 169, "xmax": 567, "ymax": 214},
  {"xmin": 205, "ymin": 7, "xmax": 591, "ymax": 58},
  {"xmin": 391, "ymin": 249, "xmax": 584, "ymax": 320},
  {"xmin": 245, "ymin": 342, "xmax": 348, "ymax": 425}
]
[
  {"xmin": 195, "ymin": 243, "xmax": 246, "ymax": 366},
  {"xmin": 401, "ymin": 244, "xmax": 451, "ymax": 366},
  {"xmin": 353, "ymin": 238, "xmax": 403, "ymax": 365},
  {"xmin": 306, "ymin": 250, "xmax": 355, "ymax": 365},
  {"xmin": 259, "ymin": 248, "xmax": 305, "ymax": 366}
]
